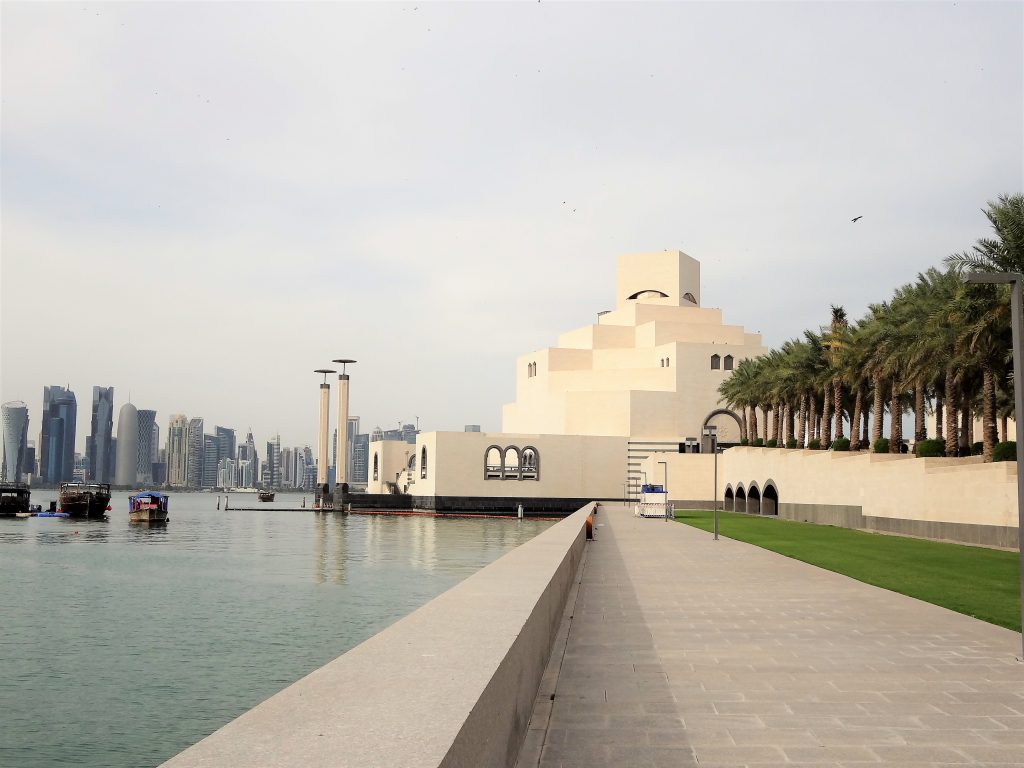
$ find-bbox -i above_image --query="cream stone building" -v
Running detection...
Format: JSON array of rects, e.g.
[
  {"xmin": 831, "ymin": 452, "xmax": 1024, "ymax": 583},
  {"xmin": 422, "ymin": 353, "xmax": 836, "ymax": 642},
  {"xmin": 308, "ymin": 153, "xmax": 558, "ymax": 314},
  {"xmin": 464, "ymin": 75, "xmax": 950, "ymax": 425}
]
[{"xmin": 502, "ymin": 250, "xmax": 765, "ymax": 443}]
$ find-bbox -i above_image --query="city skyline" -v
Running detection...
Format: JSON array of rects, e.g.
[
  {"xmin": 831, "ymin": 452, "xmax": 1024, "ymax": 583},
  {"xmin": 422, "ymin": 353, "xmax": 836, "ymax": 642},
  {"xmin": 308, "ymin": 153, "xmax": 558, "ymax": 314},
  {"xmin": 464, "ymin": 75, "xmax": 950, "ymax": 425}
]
[{"xmin": 2, "ymin": 3, "xmax": 1020, "ymax": 446}]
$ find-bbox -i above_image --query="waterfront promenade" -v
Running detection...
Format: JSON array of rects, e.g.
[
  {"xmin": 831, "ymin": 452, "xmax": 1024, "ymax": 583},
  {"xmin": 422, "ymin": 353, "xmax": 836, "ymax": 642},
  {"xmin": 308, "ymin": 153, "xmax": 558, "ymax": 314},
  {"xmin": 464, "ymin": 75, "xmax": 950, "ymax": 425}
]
[{"xmin": 517, "ymin": 506, "xmax": 1024, "ymax": 768}]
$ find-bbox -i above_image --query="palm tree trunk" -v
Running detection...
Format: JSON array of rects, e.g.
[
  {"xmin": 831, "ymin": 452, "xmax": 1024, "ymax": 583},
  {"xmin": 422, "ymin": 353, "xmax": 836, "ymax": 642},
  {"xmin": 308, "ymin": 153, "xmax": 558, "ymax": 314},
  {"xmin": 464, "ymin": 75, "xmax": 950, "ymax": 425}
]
[
  {"xmin": 833, "ymin": 378, "xmax": 844, "ymax": 440},
  {"xmin": 741, "ymin": 409, "xmax": 748, "ymax": 444},
  {"xmin": 944, "ymin": 369, "xmax": 958, "ymax": 458},
  {"xmin": 776, "ymin": 402, "xmax": 784, "ymax": 444},
  {"xmin": 871, "ymin": 372, "xmax": 884, "ymax": 446},
  {"xmin": 821, "ymin": 386, "xmax": 833, "ymax": 448},
  {"xmin": 983, "ymin": 365, "xmax": 996, "ymax": 462},
  {"xmin": 914, "ymin": 381, "xmax": 925, "ymax": 446},
  {"xmin": 784, "ymin": 404, "xmax": 793, "ymax": 445},
  {"xmin": 889, "ymin": 378, "xmax": 902, "ymax": 453},
  {"xmin": 862, "ymin": 404, "xmax": 870, "ymax": 445},
  {"xmin": 850, "ymin": 385, "xmax": 864, "ymax": 451},
  {"xmin": 798, "ymin": 393, "xmax": 808, "ymax": 447},
  {"xmin": 1001, "ymin": 414, "xmax": 1008, "ymax": 443},
  {"xmin": 935, "ymin": 391, "xmax": 944, "ymax": 441},
  {"xmin": 960, "ymin": 394, "xmax": 971, "ymax": 455},
  {"xmin": 761, "ymin": 406, "xmax": 769, "ymax": 443},
  {"xmin": 808, "ymin": 397, "xmax": 818, "ymax": 444},
  {"xmin": 749, "ymin": 406, "xmax": 758, "ymax": 444}
]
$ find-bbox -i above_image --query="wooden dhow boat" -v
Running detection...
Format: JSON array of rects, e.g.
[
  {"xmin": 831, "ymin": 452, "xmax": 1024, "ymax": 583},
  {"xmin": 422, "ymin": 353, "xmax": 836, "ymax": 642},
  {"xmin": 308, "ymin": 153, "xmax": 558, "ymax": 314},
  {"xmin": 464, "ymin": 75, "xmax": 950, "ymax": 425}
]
[{"xmin": 129, "ymin": 491, "xmax": 169, "ymax": 524}]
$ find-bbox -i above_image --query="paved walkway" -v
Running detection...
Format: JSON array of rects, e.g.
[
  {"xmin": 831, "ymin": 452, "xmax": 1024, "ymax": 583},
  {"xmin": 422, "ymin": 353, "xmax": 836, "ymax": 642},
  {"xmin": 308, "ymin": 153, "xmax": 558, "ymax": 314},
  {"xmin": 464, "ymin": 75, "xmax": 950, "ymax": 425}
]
[{"xmin": 516, "ymin": 505, "xmax": 1024, "ymax": 768}]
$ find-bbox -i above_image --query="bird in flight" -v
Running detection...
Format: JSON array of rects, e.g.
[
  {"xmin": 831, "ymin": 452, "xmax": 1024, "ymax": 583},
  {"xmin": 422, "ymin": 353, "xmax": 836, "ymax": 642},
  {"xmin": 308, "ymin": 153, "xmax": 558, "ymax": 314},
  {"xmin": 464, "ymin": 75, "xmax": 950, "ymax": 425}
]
[{"xmin": 851, "ymin": 215, "xmax": 863, "ymax": 223}]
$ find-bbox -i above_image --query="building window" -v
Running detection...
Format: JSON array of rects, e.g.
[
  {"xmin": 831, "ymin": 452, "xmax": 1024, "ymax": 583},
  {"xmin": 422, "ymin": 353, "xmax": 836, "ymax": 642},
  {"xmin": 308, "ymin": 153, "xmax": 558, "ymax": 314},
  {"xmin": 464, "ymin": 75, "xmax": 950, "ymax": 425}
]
[
  {"xmin": 682, "ymin": 292, "xmax": 697, "ymax": 304},
  {"xmin": 503, "ymin": 447, "xmax": 521, "ymax": 479},
  {"xmin": 485, "ymin": 446, "xmax": 503, "ymax": 479},
  {"xmin": 521, "ymin": 446, "xmax": 540, "ymax": 480},
  {"xmin": 724, "ymin": 354, "xmax": 734, "ymax": 371},
  {"xmin": 659, "ymin": 359, "xmax": 664, "ymax": 367},
  {"xmin": 711, "ymin": 354, "xmax": 721, "ymax": 370},
  {"xmin": 420, "ymin": 447, "xmax": 428, "ymax": 479},
  {"xmin": 666, "ymin": 357, "xmax": 670, "ymax": 367},
  {"xmin": 372, "ymin": 452, "xmax": 379, "ymax": 481}
]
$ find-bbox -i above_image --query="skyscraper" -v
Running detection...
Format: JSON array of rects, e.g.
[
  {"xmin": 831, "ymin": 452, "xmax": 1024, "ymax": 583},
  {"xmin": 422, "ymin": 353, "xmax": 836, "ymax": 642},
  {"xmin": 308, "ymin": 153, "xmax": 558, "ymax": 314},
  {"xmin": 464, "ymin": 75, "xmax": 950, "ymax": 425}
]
[
  {"xmin": 40, "ymin": 385, "xmax": 77, "ymax": 483},
  {"xmin": 347, "ymin": 417, "xmax": 360, "ymax": 484},
  {"xmin": 114, "ymin": 403, "xmax": 139, "ymax": 486},
  {"xmin": 1, "ymin": 401, "xmax": 30, "ymax": 483},
  {"xmin": 236, "ymin": 431, "xmax": 258, "ymax": 488},
  {"xmin": 202, "ymin": 434, "xmax": 218, "ymax": 488},
  {"xmin": 136, "ymin": 410, "xmax": 157, "ymax": 485},
  {"xmin": 186, "ymin": 417, "xmax": 204, "ymax": 490},
  {"xmin": 166, "ymin": 415, "xmax": 189, "ymax": 487},
  {"xmin": 265, "ymin": 434, "xmax": 281, "ymax": 489},
  {"xmin": 352, "ymin": 432, "xmax": 369, "ymax": 484},
  {"xmin": 87, "ymin": 386, "xmax": 114, "ymax": 483},
  {"xmin": 215, "ymin": 426, "xmax": 236, "ymax": 474}
]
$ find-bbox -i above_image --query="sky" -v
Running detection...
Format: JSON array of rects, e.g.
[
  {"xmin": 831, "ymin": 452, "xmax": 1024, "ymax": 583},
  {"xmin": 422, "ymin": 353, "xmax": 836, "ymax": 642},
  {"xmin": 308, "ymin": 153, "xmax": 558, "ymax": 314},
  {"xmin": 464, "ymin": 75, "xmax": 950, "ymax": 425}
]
[{"xmin": 2, "ymin": 1, "xmax": 1022, "ymax": 452}]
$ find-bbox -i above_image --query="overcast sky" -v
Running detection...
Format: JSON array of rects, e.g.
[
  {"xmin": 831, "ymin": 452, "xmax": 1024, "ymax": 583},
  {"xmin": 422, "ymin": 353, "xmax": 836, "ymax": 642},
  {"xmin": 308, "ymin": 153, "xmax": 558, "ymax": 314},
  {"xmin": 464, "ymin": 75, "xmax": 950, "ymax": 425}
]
[{"xmin": 2, "ymin": 1, "xmax": 1021, "ymax": 451}]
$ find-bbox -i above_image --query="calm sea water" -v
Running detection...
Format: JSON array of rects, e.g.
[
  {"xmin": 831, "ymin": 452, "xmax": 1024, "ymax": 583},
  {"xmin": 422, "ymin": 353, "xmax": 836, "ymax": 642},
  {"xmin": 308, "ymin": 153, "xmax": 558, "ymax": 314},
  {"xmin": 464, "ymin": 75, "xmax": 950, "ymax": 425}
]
[{"xmin": 0, "ymin": 491, "xmax": 552, "ymax": 768}]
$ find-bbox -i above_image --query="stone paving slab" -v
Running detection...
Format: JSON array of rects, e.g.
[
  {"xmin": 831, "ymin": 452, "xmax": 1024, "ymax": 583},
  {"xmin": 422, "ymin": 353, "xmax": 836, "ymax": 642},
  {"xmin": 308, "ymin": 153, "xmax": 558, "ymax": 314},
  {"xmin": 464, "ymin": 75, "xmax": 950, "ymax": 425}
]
[{"xmin": 516, "ymin": 505, "xmax": 1024, "ymax": 768}]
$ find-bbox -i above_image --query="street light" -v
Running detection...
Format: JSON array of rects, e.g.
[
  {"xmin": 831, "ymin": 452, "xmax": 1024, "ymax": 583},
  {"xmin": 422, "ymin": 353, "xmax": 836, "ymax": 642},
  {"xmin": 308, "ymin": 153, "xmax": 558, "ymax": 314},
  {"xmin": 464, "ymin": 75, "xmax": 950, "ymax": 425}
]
[
  {"xmin": 964, "ymin": 271, "xmax": 1024, "ymax": 657},
  {"xmin": 703, "ymin": 425, "xmax": 719, "ymax": 540},
  {"xmin": 658, "ymin": 460, "xmax": 669, "ymax": 521}
]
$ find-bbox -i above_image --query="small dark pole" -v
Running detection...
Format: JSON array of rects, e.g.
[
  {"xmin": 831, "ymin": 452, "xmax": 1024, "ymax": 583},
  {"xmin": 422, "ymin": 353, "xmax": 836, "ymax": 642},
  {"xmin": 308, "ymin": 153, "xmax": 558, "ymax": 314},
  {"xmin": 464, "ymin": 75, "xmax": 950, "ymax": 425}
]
[{"xmin": 964, "ymin": 272, "xmax": 1024, "ymax": 659}]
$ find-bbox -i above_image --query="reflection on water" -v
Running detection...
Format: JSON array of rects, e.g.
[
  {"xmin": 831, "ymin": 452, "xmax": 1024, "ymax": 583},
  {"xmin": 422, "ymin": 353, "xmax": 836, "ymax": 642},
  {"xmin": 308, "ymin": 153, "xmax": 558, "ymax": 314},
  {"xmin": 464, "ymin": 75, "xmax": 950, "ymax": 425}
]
[{"xmin": 0, "ymin": 492, "xmax": 552, "ymax": 768}]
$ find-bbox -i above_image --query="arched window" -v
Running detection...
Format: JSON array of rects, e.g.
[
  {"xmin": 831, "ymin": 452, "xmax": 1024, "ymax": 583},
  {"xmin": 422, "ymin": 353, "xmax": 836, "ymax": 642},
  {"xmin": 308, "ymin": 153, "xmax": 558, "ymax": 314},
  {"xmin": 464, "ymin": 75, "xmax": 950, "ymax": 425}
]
[
  {"xmin": 724, "ymin": 354, "xmax": 734, "ymax": 371},
  {"xmin": 711, "ymin": 354, "xmax": 721, "ymax": 370},
  {"xmin": 521, "ymin": 446, "xmax": 540, "ymax": 480},
  {"xmin": 503, "ymin": 446, "xmax": 521, "ymax": 479},
  {"xmin": 408, "ymin": 453, "xmax": 417, "ymax": 472},
  {"xmin": 485, "ymin": 446, "xmax": 503, "ymax": 479},
  {"xmin": 666, "ymin": 357, "xmax": 670, "ymax": 367},
  {"xmin": 372, "ymin": 452, "xmax": 379, "ymax": 481},
  {"xmin": 682, "ymin": 292, "xmax": 697, "ymax": 304},
  {"xmin": 659, "ymin": 359, "xmax": 664, "ymax": 367},
  {"xmin": 627, "ymin": 289, "xmax": 669, "ymax": 300},
  {"xmin": 420, "ymin": 446, "xmax": 428, "ymax": 479}
]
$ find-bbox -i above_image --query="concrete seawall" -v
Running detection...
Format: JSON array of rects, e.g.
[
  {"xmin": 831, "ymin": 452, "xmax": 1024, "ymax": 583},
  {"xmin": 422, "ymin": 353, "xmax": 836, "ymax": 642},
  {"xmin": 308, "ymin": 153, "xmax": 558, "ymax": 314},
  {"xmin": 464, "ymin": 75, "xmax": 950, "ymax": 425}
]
[{"xmin": 161, "ymin": 503, "xmax": 594, "ymax": 768}]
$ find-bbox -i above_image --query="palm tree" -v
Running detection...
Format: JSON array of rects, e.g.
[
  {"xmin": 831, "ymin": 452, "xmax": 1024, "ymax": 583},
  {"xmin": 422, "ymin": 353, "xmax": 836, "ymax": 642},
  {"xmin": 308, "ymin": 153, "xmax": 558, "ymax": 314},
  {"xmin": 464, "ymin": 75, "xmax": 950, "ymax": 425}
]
[{"xmin": 827, "ymin": 306, "xmax": 848, "ymax": 443}]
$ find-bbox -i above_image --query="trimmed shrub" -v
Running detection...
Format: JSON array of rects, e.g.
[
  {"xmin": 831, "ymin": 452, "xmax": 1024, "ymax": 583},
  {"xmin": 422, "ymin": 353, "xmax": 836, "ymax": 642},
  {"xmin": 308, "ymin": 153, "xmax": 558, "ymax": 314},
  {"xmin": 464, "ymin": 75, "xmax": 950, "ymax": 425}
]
[
  {"xmin": 873, "ymin": 438, "xmax": 889, "ymax": 454},
  {"xmin": 766, "ymin": 439, "xmax": 777, "ymax": 448},
  {"xmin": 832, "ymin": 437, "xmax": 850, "ymax": 451},
  {"xmin": 785, "ymin": 439, "xmax": 797, "ymax": 449},
  {"xmin": 971, "ymin": 441, "xmax": 984, "ymax": 456},
  {"xmin": 993, "ymin": 441, "xmax": 1017, "ymax": 462},
  {"xmin": 916, "ymin": 439, "xmax": 945, "ymax": 458},
  {"xmin": 740, "ymin": 438, "xmax": 749, "ymax": 446},
  {"xmin": 807, "ymin": 438, "xmax": 821, "ymax": 450},
  {"xmin": 753, "ymin": 438, "xmax": 764, "ymax": 447}
]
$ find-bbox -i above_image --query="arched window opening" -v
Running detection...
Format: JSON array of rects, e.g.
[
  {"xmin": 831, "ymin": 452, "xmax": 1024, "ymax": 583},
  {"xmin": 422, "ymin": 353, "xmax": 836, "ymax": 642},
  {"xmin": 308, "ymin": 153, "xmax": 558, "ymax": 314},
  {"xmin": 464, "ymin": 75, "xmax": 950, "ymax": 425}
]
[
  {"xmin": 711, "ymin": 354, "xmax": 721, "ymax": 370},
  {"xmin": 724, "ymin": 486, "xmax": 735, "ymax": 512},
  {"xmin": 420, "ymin": 446, "xmax": 428, "ymax": 479},
  {"xmin": 503, "ymin": 447, "xmax": 521, "ymax": 479},
  {"xmin": 627, "ymin": 289, "xmax": 669, "ymax": 301},
  {"xmin": 521, "ymin": 446, "xmax": 540, "ymax": 480},
  {"xmin": 762, "ymin": 483, "xmax": 778, "ymax": 516},
  {"xmin": 682, "ymin": 292, "xmax": 697, "ymax": 304},
  {"xmin": 659, "ymin": 359, "xmax": 664, "ymax": 367},
  {"xmin": 484, "ymin": 446, "xmax": 503, "ymax": 479},
  {"xmin": 747, "ymin": 484, "xmax": 762, "ymax": 515},
  {"xmin": 408, "ymin": 453, "xmax": 417, "ymax": 472},
  {"xmin": 666, "ymin": 357, "xmax": 670, "ymax": 367},
  {"xmin": 735, "ymin": 485, "xmax": 746, "ymax": 513},
  {"xmin": 372, "ymin": 453, "xmax": 379, "ymax": 481},
  {"xmin": 724, "ymin": 354, "xmax": 734, "ymax": 371}
]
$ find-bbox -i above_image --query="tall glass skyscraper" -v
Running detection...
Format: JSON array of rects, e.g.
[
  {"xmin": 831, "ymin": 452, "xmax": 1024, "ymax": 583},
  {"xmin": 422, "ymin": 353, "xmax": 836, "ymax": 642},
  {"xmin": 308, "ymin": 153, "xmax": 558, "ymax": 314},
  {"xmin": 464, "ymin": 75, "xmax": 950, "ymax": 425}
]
[
  {"xmin": 40, "ymin": 385, "xmax": 77, "ymax": 483},
  {"xmin": 88, "ymin": 386, "xmax": 114, "ymax": 483},
  {"xmin": 1, "ymin": 401, "xmax": 30, "ymax": 482},
  {"xmin": 166, "ymin": 415, "xmax": 189, "ymax": 488},
  {"xmin": 136, "ymin": 410, "xmax": 157, "ymax": 485},
  {"xmin": 186, "ymin": 417, "xmax": 204, "ymax": 490}
]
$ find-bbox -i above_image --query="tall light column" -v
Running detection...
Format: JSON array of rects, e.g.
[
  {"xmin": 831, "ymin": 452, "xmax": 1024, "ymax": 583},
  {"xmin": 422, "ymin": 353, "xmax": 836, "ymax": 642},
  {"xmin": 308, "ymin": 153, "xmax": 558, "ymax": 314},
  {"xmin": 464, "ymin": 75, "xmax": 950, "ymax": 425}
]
[
  {"xmin": 332, "ymin": 359, "xmax": 356, "ymax": 497},
  {"xmin": 314, "ymin": 369, "xmax": 335, "ymax": 506}
]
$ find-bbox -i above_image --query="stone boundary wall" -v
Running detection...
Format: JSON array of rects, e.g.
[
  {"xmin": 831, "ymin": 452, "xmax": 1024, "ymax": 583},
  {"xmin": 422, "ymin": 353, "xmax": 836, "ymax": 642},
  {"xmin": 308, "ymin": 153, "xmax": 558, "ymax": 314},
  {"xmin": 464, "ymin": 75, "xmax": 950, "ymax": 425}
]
[
  {"xmin": 413, "ymin": 494, "xmax": 620, "ymax": 515},
  {"xmin": 161, "ymin": 503, "xmax": 594, "ymax": 768}
]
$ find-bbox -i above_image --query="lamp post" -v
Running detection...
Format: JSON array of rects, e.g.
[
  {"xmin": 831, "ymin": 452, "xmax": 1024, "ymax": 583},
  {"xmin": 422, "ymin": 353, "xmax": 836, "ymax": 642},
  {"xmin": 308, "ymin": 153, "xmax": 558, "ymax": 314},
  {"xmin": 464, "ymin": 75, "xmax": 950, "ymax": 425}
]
[
  {"xmin": 658, "ymin": 460, "xmax": 669, "ymax": 521},
  {"xmin": 313, "ymin": 369, "xmax": 336, "ymax": 510},
  {"xmin": 963, "ymin": 272, "xmax": 1024, "ymax": 657},
  {"xmin": 703, "ymin": 426, "xmax": 719, "ymax": 540}
]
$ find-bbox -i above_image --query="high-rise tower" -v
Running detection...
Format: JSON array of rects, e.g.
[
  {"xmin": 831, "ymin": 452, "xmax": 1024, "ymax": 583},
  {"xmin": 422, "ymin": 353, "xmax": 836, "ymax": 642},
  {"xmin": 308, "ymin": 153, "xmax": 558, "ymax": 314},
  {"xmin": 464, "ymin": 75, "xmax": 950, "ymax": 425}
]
[
  {"xmin": 1, "ymin": 401, "xmax": 30, "ymax": 482},
  {"xmin": 114, "ymin": 403, "xmax": 139, "ymax": 486},
  {"xmin": 166, "ymin": 415, "xmax": 189, "ymax": 487},
  {"xmin": 186, "ymin": 417, "xmax": 204, "ymax": 489},
  {"xmin": 88, "ymin": 386, "xmax": 114, "ymax": 483},
  {"xmin": 40, "ymin": 385, "xmax": 77, "ymax": 482},
  {"xmin": 136, "ymin": 410, "xmax": 157, "ymax": 485}
]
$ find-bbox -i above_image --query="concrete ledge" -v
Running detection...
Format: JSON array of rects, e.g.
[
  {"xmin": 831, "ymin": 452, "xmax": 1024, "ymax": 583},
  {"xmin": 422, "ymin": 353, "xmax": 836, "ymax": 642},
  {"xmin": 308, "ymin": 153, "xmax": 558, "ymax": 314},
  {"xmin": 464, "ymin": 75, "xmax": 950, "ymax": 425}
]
[
  {"xmin": 161, "ymin": 503, "xmax": 595, "ymax": 768},
  {"xmin": 412, "ymin": 495, "xmax": 619, "ymax": 515}
]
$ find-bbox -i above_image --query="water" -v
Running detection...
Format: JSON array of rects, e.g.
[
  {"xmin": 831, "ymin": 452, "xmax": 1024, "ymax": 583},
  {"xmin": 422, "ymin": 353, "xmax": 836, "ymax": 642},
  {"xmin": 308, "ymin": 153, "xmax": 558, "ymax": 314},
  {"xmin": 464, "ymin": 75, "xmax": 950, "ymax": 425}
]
[{"xmin": 0, "ymin": 491, "xmax": 552, "ymax": 768}]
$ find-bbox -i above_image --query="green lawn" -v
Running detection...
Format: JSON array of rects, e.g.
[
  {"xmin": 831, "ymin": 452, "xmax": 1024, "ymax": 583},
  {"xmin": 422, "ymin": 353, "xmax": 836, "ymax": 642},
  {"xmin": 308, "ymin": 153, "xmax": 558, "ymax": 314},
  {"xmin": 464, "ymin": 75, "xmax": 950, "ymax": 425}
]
[{"xmin": 674, "ymin": 510, "xmax": 1022, "ymax": 631}]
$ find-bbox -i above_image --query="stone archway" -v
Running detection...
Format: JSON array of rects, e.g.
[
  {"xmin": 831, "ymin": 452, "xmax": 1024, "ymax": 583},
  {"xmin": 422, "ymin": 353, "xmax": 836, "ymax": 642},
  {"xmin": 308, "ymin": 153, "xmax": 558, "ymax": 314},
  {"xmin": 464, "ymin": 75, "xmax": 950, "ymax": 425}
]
[
  {"xmin": 703, "ymin": 408, "xmax": 744, "ymax": 448},
  {"xmin": 724, "ymin": 485, "xmax": 735, "ymax": 512},
  {"xmin": 763, "ymin": 482, "xmax": 779, "ymax": 516}
]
